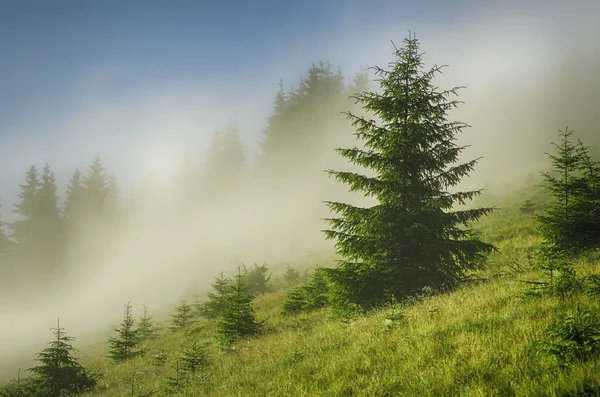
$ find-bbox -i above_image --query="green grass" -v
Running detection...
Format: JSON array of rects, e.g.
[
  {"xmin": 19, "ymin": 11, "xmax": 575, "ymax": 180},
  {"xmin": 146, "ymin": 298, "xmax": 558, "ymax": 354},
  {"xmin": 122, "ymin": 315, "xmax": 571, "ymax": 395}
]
[{"xmin": 7, "ymin": 183, "xmax": 600, "ymax": 396}]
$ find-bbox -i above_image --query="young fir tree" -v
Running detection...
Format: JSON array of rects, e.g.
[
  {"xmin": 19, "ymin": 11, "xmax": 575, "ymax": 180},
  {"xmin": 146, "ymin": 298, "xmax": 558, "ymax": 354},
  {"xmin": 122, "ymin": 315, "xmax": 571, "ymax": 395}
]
[
  {"xmin": 171, "ymin": 299, "xmax": 194, "ymax": 331},
  {"xmin": 283, "ymin": 264, "xmax": 300, "ymax": 287},
  {"xmin": 242, "ymin": 263, "xmax": 272, "ymax": 297},
  {"xmin": 108, "ymin": 302, "xmax": 140, "ymax": 362},
  {"xmin": 27, "ymin": 319, "xmax": 96, "ymax": 397},
  {"xmin": 537, "ymin": 127, "xmax": 600, "ymax": 254},
  {"xmin": 197, "ymin": 272, "xmax": 233, "ymax": 319},
  {"xmin": 282, "ymin": 266, "xmax": 330, "ymax": 315},
  {"xmin": 167, "ymin": 341, "xmax": 210, "ymax": 390},
  {"xmin": 0, "ymin": 369, "xmax": 32, "ymax": 397},
  {"xmin": 216, "ymin": 268, "xmax": 261, "ymax": 345},
  {"xmin": 322, "ymin": 34, "xmax": 496, "ymax": 310},
  {"xmin": 137, "ymin": 304, "xmax": 157, "ymax": 341},
  {"xmin": 179, "ymin": 341, "xmax": 210, "ymax": 374},
  {"xmin": 574, "ymin": 138, "xmax": 600, "ymax": 248}
]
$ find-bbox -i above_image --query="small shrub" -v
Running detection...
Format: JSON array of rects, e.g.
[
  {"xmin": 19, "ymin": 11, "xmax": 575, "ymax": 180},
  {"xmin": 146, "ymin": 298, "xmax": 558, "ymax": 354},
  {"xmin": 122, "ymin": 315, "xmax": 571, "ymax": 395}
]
[{"xmin": 534, "ymin": 306, "xmax": 600, "ymax": 366}]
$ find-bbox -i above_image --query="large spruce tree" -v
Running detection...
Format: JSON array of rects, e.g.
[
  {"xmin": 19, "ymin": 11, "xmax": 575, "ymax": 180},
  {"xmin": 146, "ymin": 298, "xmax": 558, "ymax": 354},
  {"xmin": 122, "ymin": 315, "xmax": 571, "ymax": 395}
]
[{"xmin": 323, "ymin": 34, "xmax": 496, "ymax": 310}]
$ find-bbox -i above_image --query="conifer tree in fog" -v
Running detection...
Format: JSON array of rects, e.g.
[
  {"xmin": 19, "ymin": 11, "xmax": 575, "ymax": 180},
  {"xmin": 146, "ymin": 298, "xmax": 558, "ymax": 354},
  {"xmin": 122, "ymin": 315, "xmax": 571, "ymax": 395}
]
[
  {"xmin": 0, "ymin": 199, "xmax": 12, "ymax": 283},
  {"xmin": 0, "ymin": 198, "xmax": 10, "ymax": 259},
  {"xmin": 257, "ymin": 63, "xmax": 347, "ymax": 182},
  {"xmin": 323, "ymin": 34, "xmax": 496, "ymax": 310},
  {"xmin": 27, "ymin": 319, "xmax": 96, "ymax": 396},
  {"xmin": 137, "ymin": 304, "xmax": 157, "ymax": 341},
  {"xmin": 108, "ymin": 302, "xmax": 140, "ymax": 362},
  {"xmin": 202, "ymin": 122, "xmax": 246, "ymax": 200},
  {"xmin": 537, "ymin": 128, "xmax": 600, "ymax": 253},
  {"xmin": 37, "ymin": 164, "xmax": 64, "ymax": 271},
  {"xmin": 241, "ymin": 263, "xmax": 272, "ymax": 297},
  {"xmin": 197, "ymin": 272, "xmax": 233, "ymax": 319},
  {"xmin": 11, "ymin": 165, "xmax": 41, "ymax": 251},
  {"xmin": 222, "ymin": 122, "xmax": 246, "ymax": 185},
  {"xmin": 83, "ymin": 154, "xmax": 110, "ymax": 217},
  {"xmin": 11, "ymin": 165, "xmax": 63, "ymax": 276},
  {"xmin": 257, "ymin": 79, "xmax": 289, "ymax": 178},
  {"xmin": 216, "ymin": 269, "xmax": 260, "ymax": 345},
  {"xmin": 63, "ymin": 168, "xmax": 86, "ymax": 222},
  {"xmin": 171, "ymin": 299, "xmax": 194, "ymax": 331},
  {"xmin": 104, "ymin": 172, "xmax": 120, "ymax": 221}
]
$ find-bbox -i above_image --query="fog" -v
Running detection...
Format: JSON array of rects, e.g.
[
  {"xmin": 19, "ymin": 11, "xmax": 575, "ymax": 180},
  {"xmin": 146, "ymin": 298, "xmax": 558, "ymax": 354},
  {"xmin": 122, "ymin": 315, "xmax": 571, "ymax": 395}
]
[{"xmin": 1, "ymin": 0, "xmax": 599, "ymax": 380}]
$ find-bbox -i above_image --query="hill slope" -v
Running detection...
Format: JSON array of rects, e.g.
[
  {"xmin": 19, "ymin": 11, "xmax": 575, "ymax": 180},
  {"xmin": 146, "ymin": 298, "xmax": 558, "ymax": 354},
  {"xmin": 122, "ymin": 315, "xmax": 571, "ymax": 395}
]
[{"xmin": 6, "ymin": 183, "xmax": 600, "ymax": 396}]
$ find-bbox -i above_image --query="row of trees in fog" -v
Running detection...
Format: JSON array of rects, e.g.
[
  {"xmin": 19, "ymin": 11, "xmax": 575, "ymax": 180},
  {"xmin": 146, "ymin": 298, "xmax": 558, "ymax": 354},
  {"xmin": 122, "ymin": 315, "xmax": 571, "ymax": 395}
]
[
  {"xmin": 0, "ymin": 62, "xmax": 370, "ymax": 290},
  {"xmin": 0, "ymin": 157, "xmax": 118, "ymax": 284}
]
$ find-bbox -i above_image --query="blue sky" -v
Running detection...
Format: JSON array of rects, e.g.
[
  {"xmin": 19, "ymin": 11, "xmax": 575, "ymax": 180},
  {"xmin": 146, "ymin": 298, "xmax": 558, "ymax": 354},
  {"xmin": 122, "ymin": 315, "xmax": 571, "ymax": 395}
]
[
  {"xmin": 0, "ymin": 0, "xmax": 599, "ymax": 211},
  {"xmin": 0, "ymin": 0, "xmax": 452, "ymax": 196}
]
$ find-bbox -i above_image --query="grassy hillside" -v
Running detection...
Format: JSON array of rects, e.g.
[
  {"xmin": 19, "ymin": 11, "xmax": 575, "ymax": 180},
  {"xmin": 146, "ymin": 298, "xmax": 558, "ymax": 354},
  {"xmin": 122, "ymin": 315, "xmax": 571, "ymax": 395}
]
[{"xmin": 6, "ymin": 183, "xmax": 600, "ymax": 396}]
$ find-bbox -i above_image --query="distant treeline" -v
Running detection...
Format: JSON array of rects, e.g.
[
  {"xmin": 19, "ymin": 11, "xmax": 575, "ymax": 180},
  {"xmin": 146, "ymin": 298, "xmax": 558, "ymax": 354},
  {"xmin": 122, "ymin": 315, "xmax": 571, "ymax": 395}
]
[{"xmin": 0, "ymin": 62, "xmax": 370, "ymax": 291}]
